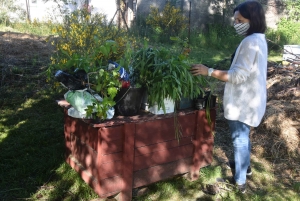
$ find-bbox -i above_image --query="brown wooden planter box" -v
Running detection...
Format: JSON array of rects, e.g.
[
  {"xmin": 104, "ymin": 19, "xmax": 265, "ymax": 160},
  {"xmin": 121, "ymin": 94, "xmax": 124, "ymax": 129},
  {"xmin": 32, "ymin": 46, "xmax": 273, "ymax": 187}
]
[{"xmin": 60, "ymin": 101, "xmax": 216, "ymax": 201}]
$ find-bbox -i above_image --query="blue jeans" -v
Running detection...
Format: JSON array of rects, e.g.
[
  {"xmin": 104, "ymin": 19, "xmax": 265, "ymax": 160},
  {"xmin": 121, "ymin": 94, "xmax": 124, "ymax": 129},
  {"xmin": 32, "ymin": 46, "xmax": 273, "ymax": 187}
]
[{"xmin": 228, "ymin": 120, "xmax": 251, "ymax": 185}]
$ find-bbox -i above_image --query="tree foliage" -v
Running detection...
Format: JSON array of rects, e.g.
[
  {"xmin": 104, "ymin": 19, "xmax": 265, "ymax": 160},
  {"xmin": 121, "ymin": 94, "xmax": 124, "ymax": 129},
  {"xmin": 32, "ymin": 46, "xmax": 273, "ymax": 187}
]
[
  {"xmin": 146, "ymin": 2, "xmax": 187, "ymax": 37},
  {"xmin": 283, "ymin": 0, "xmax": 300, "ymax": 21},
  {"xmin": 0, "ymin": 0, "xmax": 26, "ymax": 24}
]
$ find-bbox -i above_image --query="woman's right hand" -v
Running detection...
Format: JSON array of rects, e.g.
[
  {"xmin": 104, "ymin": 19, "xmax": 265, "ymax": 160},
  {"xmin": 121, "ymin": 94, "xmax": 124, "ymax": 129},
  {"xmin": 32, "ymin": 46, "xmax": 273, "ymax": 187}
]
[{"xmin": 190, "ymin": 64, "xmax": 209, "ymax": 76}]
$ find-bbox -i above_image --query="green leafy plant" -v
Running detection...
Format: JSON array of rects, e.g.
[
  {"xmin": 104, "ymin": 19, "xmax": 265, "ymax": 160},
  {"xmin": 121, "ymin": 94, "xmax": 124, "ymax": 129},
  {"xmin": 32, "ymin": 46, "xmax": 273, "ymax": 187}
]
[
  {"xmin": 131, "ymin": 41, "xmax": 206, "ymax": 110},
  {"xmin": 266, "ymin": 1, "xmax": 300, "ymax": 48},
  {"xmin": 47, "ymin": 8, "xmax": 134, "ymax": 76},
  {"xmin": 47, "ymin": 8, "xmax": 136, "ymax": 120},
  {"xmin": 285, "ymin": 0, "xmax": 300, "ymax": 22},
  {"xmin": 146, "ymin": 2, "xmax": 187, "ymax": 41},
  {"xmin": 129, "ymin": 42, "xmax": 156, "ymax": 88},
  {"xmin": 85, "ymin": 68, "xmax": 121, "ymax": 120},
  {"xmin": 130, "ymin": 41, "xmax": 207, "ymax": 141},
  {"xmin": 0, "ymin": 0, "xmax": 26, "ymax": 25}
]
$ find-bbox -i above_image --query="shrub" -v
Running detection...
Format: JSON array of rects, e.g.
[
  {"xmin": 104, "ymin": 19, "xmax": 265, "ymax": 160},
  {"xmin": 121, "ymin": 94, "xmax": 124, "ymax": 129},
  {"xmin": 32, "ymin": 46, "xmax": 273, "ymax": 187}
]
[
  {"xmin": 146, "ymin": 2, "xmax": 187, "ymax": 42},
  {"xmin": 266, "ymin": 0, "xmax": 300, "ymax": 52},
  {"xmin": 0, "ymin": 0, "xmax": 26, "ymax": 25},
  {"xmin": 48, "ymin": 7, "xmax": 135, "ymax": 75},
  {"xmin": 191, "ymin": 23, "xmax": 240, "ymax": 50},
  {"xmin": 266, "ymin": 19, "xmax": 300, "ymax": 54},
  {"xmin": 47, "ymin": 7, "xmax": 136, "ymax": 120}
]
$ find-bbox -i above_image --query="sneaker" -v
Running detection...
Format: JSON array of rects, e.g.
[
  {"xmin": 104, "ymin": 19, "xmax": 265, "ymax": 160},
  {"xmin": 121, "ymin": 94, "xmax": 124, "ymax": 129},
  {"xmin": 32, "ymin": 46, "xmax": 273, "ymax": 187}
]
[
  {"xmin": 236, "ymin": 183, "xmax": 246, "ymax": 194},
  {"xmin": 225, "ymin": 161, "xmax": 252, "ymax": 176}
]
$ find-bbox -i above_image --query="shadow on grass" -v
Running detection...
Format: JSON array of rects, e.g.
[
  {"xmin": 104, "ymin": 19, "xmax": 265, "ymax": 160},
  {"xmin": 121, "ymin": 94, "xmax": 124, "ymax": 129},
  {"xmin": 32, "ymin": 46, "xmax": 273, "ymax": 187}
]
[{"xmin": 0, "ymin": 88, "xmax": 98, "ymax": 200}]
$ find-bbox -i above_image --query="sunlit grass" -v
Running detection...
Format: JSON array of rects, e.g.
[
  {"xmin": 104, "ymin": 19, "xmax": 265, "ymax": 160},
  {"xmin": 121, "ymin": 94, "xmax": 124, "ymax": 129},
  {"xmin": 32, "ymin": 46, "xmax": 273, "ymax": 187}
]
[
  {"xmin": 0, "ymin": 22, "xmax": 54, "ymax": 36},
  {"xmin": 31, "ymin": 163, "xmax": 99, "ymax": 200}
]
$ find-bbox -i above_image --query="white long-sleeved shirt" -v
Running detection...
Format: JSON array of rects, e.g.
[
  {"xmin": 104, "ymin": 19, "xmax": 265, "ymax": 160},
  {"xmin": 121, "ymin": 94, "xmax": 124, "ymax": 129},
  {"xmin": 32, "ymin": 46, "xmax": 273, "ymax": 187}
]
[{"xmin": 223, "ymin": 33, "xmax": 268, "ymax": 127}]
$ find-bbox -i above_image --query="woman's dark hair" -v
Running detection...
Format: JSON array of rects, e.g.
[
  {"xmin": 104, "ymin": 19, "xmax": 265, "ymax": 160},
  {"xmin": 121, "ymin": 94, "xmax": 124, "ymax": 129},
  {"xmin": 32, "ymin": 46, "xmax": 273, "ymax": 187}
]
[{"xmin": 234, "ymin": 1, "xmax": 266, "ymax": 35}]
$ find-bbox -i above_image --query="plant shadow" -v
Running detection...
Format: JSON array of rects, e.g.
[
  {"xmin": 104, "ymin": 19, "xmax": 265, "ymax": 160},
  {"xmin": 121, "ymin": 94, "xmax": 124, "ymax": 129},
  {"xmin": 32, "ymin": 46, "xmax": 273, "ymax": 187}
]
[{"xmin": 0, "ymin": 88, "xmax": 100, "ymax": 200}]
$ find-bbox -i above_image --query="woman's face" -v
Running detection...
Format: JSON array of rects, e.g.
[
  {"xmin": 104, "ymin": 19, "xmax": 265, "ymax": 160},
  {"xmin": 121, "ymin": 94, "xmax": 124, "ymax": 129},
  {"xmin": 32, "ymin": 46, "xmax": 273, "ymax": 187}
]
[{"xmin": 234, "ymin": 11, "xmax": 250, "ymax": 24}]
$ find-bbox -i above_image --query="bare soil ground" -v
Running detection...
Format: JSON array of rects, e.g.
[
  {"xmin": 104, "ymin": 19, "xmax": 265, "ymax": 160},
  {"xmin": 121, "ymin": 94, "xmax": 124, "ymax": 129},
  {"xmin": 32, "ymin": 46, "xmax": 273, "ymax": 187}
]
[
  {"xmin": 1, "ymin": 31, "xmax": 299, "ymax": 197},
  {"xmin": 0, "ymin": 31, "xmax": 54, "ymax": 74},
  {"xmin": 0, "ymin": 31, "xmax": 55, "ymax": 103}
]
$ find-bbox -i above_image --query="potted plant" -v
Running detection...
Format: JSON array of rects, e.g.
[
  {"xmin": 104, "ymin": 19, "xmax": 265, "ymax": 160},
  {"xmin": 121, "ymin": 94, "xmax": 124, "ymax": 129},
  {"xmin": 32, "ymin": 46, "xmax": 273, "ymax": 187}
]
[
  {"xmin": 129, "ymin": 42, "xmax": 208, "ymax": 141},
  {"xmin": 112, "ymin": 42, "xmax": 146, "ymax": 116},
  {"xmin": 130, "ymin": 41, "xmax": 206, "ymax": 114}
]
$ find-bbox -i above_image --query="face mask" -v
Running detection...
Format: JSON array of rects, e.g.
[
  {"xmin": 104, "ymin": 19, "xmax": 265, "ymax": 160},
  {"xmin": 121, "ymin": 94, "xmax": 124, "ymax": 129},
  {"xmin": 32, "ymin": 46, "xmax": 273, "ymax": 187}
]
[{"xmin": 234, "ymin": 22, "xmax": 250, "ymax": 36}]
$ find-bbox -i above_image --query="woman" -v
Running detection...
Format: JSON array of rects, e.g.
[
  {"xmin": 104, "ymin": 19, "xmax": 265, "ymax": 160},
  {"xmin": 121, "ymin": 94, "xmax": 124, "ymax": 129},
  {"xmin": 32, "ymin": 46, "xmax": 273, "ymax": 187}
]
[{"xmin": 190, "ymin": 0, "xmax": 267, "ymax": 193}]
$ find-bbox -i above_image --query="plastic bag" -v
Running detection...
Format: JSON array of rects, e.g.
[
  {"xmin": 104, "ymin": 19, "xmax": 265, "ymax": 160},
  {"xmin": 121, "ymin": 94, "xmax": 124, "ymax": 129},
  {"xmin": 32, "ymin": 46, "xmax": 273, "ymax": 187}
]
[{"xmin": 64, "ymin": 89, "xmax": 114, "ymax": 119}]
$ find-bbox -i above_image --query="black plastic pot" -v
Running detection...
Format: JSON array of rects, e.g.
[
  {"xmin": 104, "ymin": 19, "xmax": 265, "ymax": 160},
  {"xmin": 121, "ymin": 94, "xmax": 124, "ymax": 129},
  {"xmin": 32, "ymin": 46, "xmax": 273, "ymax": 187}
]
[
  {"xmin": 194, "ymin": 91, "xmax": 217, "ymax": 110},
  {"xmin": 176, "ymin": 97, "xmax": 193, "ymax": 110},
  {"xmin": 114, "ymin": 87, "xmax": 145, "ymax": 116}
]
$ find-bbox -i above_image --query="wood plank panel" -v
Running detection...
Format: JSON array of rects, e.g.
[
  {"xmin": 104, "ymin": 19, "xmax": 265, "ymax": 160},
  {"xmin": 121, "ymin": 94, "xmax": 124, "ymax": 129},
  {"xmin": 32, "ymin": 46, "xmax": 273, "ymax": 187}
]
[
  {"xmin": 134, "ymin": 136, "xmax": 192, "ymax": 157},
  {"xmin": 97, "ymin": 176, "xmax": 123, "ymax": 197},
  {"xmin": 135, "ymin": 113, "xmax": 196, "ymax": 147},
  {"xmin": 71, "ymin": 135, "xmax": 97, "ymax": 173},
  {"xmin": 66, "ymin": 155, "xmax": 123, "ymax": 198},
  {"xmin": 96, "ymin": 160, "xmax": 123, "ymax": 180},
  {"xmin": 120, "ymin": 123, "xmax": 135, "ymax": 201},
  {"xmin": 64, "ymin": 110, "xmax": 99, "ymax": 150},
  {"xmin": 133, "ymin": 144, "xmax": 193, "ymax": 171},
  {"xmin": 101, "ymin": 152, "xmax": 123, "ymax": 164},
  {"xmin": 64, "ymin": 113, "xmax": 77, "ymax": 134},
  {"xmin": 197, "ymin": 109, "xmax": 216, "ymax": 140},
  {"xmin": 178, "ymin": 113, "xmax": 197, "ymax": 136},
  {"xmin": 135, "ymin": 118, "xmax": 174, "ymax": 147},
  {"xmin": 190, "ymin": 109, "xmax": 215, "ymax": 180},
  {"xmin": 64, "ymin": 124, "xmax": 72, "ymax": 158},
  {"xmin": 99, "ymin": 126, "xmax": 124, "ymax": 155},
  {"xmin": 73, "ymin": 120, "xmax": 98, "ymax": 150},
  {"xmin": 100, "ymin": 126, "xmax": 123, "ymax": 141},
  {"xmin": 133, "ymin": 157, "xmax": 192, "ymax": 188},
  {"xmin": 100, "ymin": 139, "xmax": 123, "ymax": 155}
]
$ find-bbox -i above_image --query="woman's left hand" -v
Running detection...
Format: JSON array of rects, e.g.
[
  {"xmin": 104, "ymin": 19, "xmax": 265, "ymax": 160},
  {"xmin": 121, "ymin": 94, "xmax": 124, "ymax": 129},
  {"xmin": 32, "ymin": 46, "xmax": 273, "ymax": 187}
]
[{"xmin": 190, "ymin": 64, "xmax": 209, "ymax": 76}]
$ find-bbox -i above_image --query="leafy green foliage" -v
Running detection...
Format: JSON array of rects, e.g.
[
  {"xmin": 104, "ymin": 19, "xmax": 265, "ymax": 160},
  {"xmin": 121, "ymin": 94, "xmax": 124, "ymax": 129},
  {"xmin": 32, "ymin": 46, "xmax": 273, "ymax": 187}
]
[
  {"xmin": 130, "ymin": 41, "xmax": 206, "ymax": 113},
  {"xmin": 146, "ymin": 2, "xmax": 187, "ymax": 42},
  {"xmin": 269, "ymin": 18, "xmax": 300, "ymax": 46},
  {"xmin": 285, "ymin": 0, "xmax": 300, "ymax": 21},
  {"xmin": 266, "ymin": 0, "xmax": 300, "ymax": 50},
  {"xmin": 47, "ymin": 9, "xmax": 132, "ymax": 120},
  {"xmin": 0, "ymin": 0, "xmax": 26, "ymax": 24},
  {"xmin": 48, "ymin": 8, "xmax": 134, "ymax": 75},
  {"xmin": 193, "ymin": 23, "xmax": 240, "ymax": 50}
]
